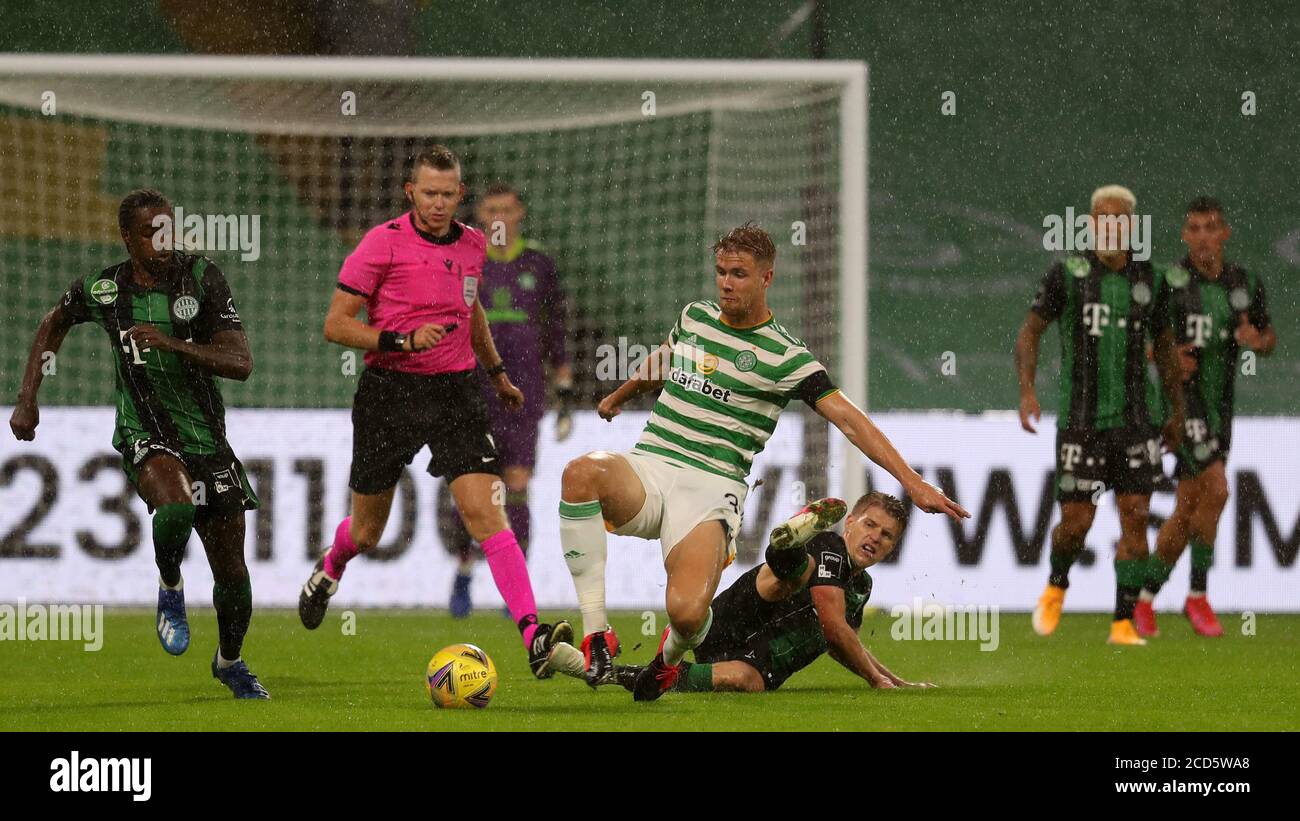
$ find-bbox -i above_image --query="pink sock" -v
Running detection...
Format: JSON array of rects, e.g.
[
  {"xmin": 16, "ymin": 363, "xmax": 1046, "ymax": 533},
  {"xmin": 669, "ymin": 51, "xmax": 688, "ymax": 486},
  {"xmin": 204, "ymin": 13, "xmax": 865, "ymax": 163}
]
[
  {"xmin": 481, "ymin": 529, "xmax": 540, "ymax": 648},
  {"xmin": 323, "ymin": 516, "xmax": 359, "ymax": 581}
]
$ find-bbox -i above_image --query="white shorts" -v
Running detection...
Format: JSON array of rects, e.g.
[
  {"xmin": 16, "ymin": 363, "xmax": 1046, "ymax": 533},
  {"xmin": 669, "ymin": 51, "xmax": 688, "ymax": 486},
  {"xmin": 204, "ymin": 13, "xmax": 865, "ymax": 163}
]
[{"xmin": 612, "ymin": 449, "xmax": 748, "ymax": 563}]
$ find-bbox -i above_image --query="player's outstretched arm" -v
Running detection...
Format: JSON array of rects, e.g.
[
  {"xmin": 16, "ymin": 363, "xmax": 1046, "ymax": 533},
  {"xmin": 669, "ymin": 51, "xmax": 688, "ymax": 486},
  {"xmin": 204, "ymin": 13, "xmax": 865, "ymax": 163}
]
[
  {"xmin": 10, "ymin": 300, "xmax": 77, "ymax": 441},
  {"xmin": 813, "ymin": 586, "xmax": 932, "ymax": 689},
  {"xmin": 1014, "ymin": 310, "xmax": 1048, "ymax": 433},
  {"xmin": 596, "ymin": 341, "xmax": 671, "ymax": 421},
  {"xmin": 1151, "ymin": 327, "xmax": 1186, "ymax": 451},
  {"xmin": 814, "ymin": 392, "xmax": 970, "ymax": 520}
]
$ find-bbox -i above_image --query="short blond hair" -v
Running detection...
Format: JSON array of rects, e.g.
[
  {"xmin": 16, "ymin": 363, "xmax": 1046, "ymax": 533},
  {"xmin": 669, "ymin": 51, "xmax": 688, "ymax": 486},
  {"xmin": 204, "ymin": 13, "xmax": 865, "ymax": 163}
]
[{"xmin": 1090, "ymin": 184, "xmax": 1136, "ymax": 213}]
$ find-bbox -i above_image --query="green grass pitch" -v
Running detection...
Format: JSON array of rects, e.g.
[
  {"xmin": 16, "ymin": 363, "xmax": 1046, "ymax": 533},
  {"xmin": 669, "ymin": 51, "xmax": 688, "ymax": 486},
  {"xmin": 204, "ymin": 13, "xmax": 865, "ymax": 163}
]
[{"xmin": 3, "ymin": 609, "xmax": 1297, "ymax": 731}]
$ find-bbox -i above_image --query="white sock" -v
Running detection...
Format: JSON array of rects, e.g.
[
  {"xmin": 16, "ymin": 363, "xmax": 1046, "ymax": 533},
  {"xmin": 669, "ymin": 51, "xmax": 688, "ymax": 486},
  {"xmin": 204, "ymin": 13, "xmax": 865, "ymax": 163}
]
[
  {"xmin": 1138, "ymin": 589, "xmax": 1155, "ymax": 603},
  {"xmin": 663, "ymin": 607, "xmax": 713, "ymax": 666},
  {"xmin": 457, "ymin": 555, "xmax": 474, "ymax": 575},
  {"xmin": 159, "ymin": 575, "xmax": 183, "ymax": 592},
  {"xmin": 216, "ymin": 651, "xmax": 240, "ymax": 669},
  {"xmin": 560, "ymin": 499, "xmax": 608, "ymax": 638}
]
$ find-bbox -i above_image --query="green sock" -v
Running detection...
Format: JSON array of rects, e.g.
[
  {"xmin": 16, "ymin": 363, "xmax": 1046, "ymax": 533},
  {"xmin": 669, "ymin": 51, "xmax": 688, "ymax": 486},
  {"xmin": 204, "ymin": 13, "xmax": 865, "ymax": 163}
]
[
  {"xmin": 1143, "ymin": 555, "xmax": 1174, "ymax": 594},
  {"xmin": 1114, "ymin": 558, "xmax": 1145, "ymax": 620},
  {"xmin": 678, "ymin": 661, "xmax": 714, "ymax": 692},
  {"xmin": 212, "ymin": 577, "xmax": 253, "ymax": 661},
  {"xmin": 1190, "ymin": 540, "xmax": 1213, "ymax": 593},
  {"xmin": 152, "ymin": 503, "xmax": 195, "ymax": 588}
]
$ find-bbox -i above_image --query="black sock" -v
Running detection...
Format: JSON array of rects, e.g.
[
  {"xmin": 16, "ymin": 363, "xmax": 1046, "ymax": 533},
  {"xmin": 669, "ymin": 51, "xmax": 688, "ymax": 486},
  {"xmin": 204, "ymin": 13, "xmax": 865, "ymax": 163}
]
[
  {"xmin": 764, "ymin": 544, "xmax": 809, "ymax": 580},
  {"xmin": 1114, "ymin": 585, "xmax": 1140, "ymax": 621},
  {"xmin": 212, "ymin": 577, "xmax": 252, "ymax": 660},
  {"xmin": 1048, "ymin": 550, "xmax": 1076, "ymax": 589}
]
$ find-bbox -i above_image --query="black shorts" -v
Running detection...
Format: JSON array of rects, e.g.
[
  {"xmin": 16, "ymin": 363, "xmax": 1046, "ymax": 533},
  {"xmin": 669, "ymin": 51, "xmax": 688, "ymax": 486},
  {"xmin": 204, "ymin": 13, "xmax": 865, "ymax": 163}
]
[
  {"xmin": 1054, "ymin": 425, "xmax": 1162, "ymax": 503},
  {"xmin": 121, "ymin": 436, "xmax": 259, "ymax": 522},
  {"xmin": 1174, "ymin": 417, "xmax": 1229, "ymax": 479},
  {"xmin": 349, "ymin": 366, "xmax": 501, "ymax": 494},
  {"xmin": 695, "ymin": 566, "xmax": 789, "ymax": 691}
]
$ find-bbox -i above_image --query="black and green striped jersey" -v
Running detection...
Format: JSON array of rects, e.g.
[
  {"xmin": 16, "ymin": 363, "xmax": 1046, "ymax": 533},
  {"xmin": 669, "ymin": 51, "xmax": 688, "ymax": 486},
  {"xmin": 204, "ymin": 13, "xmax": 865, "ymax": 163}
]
[
  {"xmin": 59, "ymin": 254, "xmax": 244, "ymax": 455},
  {"xmin": 1031, "ymin": 252, "xmax": 1170, "ymax": 431},
  {"xmin": 1150, "ymin": 257, "xmax": 1270, "ymax": 444},
  {"xmin": 634, "ymin": 300, "xmax": 837, "ymax": 482},
  {"xmin": 760, "ymin": 532, "xmax": 873, "ymax": 680}
]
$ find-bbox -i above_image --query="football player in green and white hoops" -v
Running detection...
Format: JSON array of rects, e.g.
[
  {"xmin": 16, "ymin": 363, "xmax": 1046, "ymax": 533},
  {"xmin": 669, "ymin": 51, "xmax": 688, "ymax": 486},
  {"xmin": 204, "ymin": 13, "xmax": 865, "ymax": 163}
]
[{"xmin": 557, "ymin": 221, "xmax": 969, "ymax": 701}]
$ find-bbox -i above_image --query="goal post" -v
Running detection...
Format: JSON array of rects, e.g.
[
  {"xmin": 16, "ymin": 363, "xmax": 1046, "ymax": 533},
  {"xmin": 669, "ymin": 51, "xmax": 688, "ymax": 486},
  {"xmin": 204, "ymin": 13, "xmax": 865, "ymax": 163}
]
[{"xmin": 0, "ymin": 54, "xmax": 867, "ymax": 528}]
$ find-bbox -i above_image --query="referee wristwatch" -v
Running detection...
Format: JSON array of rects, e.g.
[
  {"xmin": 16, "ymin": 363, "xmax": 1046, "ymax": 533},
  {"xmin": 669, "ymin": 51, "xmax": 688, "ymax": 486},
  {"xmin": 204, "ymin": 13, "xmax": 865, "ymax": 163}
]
[{"xmin": 485, "ymin": 361, "xmax": 507, "ymax": 378}]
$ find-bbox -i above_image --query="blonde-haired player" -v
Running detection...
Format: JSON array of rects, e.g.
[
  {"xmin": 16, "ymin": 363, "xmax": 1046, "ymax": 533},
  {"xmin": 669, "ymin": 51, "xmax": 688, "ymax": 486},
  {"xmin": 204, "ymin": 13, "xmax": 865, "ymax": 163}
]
[{"xmin": 560, "ymin": 222, "xmax": 968, "ymax": 701}]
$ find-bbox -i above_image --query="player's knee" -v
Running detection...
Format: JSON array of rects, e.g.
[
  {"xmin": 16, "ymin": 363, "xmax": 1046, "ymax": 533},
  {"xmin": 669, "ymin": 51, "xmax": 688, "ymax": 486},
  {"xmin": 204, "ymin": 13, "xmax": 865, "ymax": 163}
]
[
  {"xmin": 666, "ymin": 600, "xmax": 710, "ymax": 637},
  {"xmin": 1116, "ymin": 499, "xmax": 1149, "ymax": 532},
  {"xmin": 1201, "ymin": 479, "xmax": 1229, "ymax": 512},
  {"xmin": 1056, "ymin": 513, "xmax": 1092, "ymax": 543},
  {"xmin": 561, "ymin": 454, "xmax": 605, "ymax": 499}
]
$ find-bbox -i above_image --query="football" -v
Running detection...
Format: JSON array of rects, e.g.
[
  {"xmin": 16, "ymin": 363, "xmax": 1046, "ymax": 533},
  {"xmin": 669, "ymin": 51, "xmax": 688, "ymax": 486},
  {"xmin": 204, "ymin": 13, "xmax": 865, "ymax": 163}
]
[{"xmin": 425, "ymin": 643, "xmax": 498, "ymax": 709}]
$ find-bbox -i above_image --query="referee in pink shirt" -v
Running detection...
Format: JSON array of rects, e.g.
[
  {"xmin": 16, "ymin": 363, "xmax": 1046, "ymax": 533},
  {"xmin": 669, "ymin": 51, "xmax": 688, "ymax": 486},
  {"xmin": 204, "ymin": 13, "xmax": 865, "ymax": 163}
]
[{"xmin": 298, "ymin": 146, "xmax": 576, "ymax": 678}]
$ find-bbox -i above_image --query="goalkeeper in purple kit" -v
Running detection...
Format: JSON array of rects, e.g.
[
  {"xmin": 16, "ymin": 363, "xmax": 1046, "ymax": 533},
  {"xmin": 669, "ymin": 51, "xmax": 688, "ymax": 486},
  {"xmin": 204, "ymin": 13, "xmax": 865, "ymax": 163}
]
[{"xmin": 447, "ymin": 182, "xmax": 575, "ymax": 616}]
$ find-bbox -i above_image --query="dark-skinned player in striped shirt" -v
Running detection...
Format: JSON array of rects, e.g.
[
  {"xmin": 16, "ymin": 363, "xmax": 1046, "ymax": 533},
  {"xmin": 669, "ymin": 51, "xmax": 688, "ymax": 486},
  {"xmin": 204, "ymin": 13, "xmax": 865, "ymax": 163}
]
[
  {"xmin": 1016, "ymin": 184, "xmax": 1186, "ymax": 646},
  {"xmin": 10, "ymin": 188, "xmax": 269, "ymax": 698}
]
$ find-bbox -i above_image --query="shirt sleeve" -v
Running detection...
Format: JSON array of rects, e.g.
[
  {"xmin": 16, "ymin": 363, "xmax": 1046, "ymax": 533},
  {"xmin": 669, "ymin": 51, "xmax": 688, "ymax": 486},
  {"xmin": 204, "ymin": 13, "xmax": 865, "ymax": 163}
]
[
  {"xmin": 775, "ymin": 347, "xmax": 829, "ymax": 401},
  {"xmin": 666, "ymin": 303, "xmax": 691, "ymax": 347},
  {"xmin": 538, "ymin": 255, "xmax": 570, "ymax": 368},
  {"xmin": 337, "ymin": 228, "xmax": 391, "ymax": 298},
  {"xmin": 194, "ymin": 260, "xmax": 244, "ymax": 341},
  {"xmin": 1247, "ymin": 272, "xmax": 1271, "ymax": 329},
  {"xmin": 1030, "ymin": 262, "xmax": 1067, "ymax": 323},
  {"xmin": 794, "ymin": 368, "xmax": 838, "ymax": 408},
  {"xmin": 806, "ymin": 532, "xmax": 854, "ymax": 590},
  {"xmin": 58, "ymin": 277, "xmax": 93, "ymax": 325}
]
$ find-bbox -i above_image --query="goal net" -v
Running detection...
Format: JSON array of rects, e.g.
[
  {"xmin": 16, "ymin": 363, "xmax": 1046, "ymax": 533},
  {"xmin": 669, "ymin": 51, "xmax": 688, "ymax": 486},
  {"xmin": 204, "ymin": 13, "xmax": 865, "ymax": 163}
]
[{"xmin": 0, "ymin": 56, "xmax": 866, "ymax": 562}]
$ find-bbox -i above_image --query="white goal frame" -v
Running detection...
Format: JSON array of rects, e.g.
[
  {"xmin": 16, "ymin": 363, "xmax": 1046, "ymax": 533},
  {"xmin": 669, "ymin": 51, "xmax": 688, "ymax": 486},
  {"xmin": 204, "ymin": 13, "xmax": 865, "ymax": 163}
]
[{"xmin": 0, "ymin": 54, "xmax": 868, "ymax": 506}]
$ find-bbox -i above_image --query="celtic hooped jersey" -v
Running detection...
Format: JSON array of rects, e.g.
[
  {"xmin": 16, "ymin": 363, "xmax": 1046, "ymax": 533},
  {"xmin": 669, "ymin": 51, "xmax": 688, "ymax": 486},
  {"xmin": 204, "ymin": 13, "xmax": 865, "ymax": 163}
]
[
  {"xmin": 59, "ymin": 253, "xmax": 244, "ymax": 455},
  {"xmin": 1151, "ymin": 257, "xmax": 1270, "ymax": 443},
  {"xmin": 633, "ymin": 300, "xmax": 837, "ymax": 482},
  {"xmin": 1030, "ymin": 251, "xmax": 1171, "ymax": 431}
]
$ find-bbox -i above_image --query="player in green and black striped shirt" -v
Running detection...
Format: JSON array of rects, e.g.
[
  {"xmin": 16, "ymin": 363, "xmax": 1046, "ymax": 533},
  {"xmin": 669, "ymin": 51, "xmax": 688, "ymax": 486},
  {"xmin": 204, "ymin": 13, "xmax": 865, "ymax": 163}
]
[
  {"xmin": 9, "ymin": 189, "xmax": 268, "ymax": 698},
  {"xmin": 1135, "ymin": 197, "xmax": 1276, "ymax": 638},
  {"xmin": 1015, "ymin": 185, "xmax": 1186, "ymax": 646}
]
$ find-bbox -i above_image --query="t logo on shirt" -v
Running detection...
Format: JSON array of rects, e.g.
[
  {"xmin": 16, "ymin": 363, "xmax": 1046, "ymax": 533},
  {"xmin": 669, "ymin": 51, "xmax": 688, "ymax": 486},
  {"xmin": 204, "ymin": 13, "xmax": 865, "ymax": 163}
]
[{"xmin": 1186, "ymin": 314, "xmax": 1212, "ymax": 348}]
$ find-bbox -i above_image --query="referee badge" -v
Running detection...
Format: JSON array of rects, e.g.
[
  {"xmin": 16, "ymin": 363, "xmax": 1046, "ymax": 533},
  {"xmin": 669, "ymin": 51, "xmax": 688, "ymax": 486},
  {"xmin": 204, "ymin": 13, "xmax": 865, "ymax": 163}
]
[
  {"xmin": 734, "ymin": 350, "xmax": 758, "ymax": 372},
  {"xmin": 462, "ymin": 275, "xmax": 478, "ymax": 306}
]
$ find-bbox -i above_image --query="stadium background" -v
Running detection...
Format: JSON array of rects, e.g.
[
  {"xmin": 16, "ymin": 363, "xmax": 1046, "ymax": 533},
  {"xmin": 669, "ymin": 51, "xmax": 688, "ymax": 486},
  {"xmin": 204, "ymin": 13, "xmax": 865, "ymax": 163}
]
[{"xmin": 1, "ymin": 2, "xmax": 1296, "ymax": 611}]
